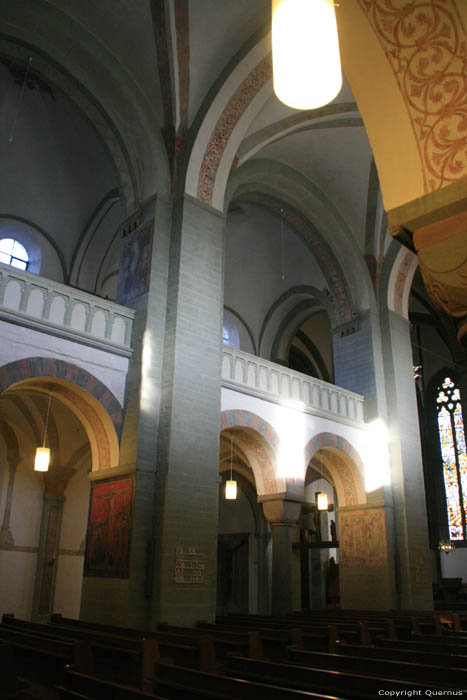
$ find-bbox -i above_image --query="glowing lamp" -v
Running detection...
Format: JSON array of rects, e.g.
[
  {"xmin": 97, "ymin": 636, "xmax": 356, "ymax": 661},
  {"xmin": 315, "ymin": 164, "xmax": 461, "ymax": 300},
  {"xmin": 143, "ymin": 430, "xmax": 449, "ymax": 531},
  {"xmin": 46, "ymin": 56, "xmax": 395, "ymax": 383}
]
[
  {"xmin": 272, "ymin": 0, "xmax": 342, "ymax": 110},
  {"xmin": 316, "ymin": 491, "xmax": 328, "ymax": 511},
  {"xmin": 225, "ymin": 437, "xmax": 237, "ymax": 500},
  {"xmin": 225, "ymin": 480, "xmax": 237, "ymax": 500},
  {"xmin": 438, "ymin": 540, "xmax": 455, "ymax": 554},
  {"xmin": 34, "ymin": 447, "xmax": 50, "ymax": 472},
  {"xmin": 34, "ymin": 394, "xmax": 51, "ymax": 472}
]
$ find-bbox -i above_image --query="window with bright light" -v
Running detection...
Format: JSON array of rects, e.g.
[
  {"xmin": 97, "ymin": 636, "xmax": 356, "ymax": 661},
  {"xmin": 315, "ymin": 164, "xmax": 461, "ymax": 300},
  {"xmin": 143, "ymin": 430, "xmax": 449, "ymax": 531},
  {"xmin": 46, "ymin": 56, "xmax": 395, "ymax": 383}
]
[
  {"xmin": 436, "ymin": 376, "xmax": 467, "ymax": 541},
  {"xmin": 0, "ymin": 238, "xmax": 29, "ymax": 271}
]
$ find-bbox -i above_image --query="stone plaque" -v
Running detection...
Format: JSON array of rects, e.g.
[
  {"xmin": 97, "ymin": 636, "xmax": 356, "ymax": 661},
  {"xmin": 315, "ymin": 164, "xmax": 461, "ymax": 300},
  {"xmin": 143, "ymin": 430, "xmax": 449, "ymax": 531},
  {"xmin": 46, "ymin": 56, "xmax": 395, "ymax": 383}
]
[{"xmin": 174, "ymin": 546, "xmax": 205, "ymax": 585}]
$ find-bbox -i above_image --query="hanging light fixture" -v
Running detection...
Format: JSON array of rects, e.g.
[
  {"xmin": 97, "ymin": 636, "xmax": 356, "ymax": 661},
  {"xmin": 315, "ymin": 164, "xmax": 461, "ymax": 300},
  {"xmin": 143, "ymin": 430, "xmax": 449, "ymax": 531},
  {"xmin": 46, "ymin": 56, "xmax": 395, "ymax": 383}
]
[
  {"xmin": 438, "ymin": 540, "xmax": 455, "ymax": 554},
  {"xmin": 34, "ymin": 394, "xmax": 51, "ymax": 472},
  {"xmin": 225, "ymin": 437, "xmax": 237, "ymax": 500},
  {"xmin": 272, "ymin": 0, "xmax": 342, "ymax": 110},
  {"xmin": 316, "ymin": 450, "xmax": 328, "ymax": 511}
]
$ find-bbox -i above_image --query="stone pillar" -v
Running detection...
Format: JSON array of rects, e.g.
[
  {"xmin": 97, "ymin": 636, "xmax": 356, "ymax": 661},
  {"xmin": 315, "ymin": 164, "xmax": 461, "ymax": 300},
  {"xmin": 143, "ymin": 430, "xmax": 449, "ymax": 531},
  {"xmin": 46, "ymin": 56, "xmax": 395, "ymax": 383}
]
[
  {"xmin": 148, "ymin": 195, "xmax": 224, "ymax": 627},
  {"xmin": 32, "ymin": 467, "xmax": 75, "ymax": 622},
  {"xmin": 388, "ymin": 180, "xmax": 467, "ymax": 347},
  {"xmin": 79, "ymin": 200, "xmax": 173, "ymax": 628},
  {"xmin": 80, "ymin": 469, "xmax": 135, "ymax": 624},
  {"xmin": 0, "ymin": 457, "xmax": 20, "ymax": 546},
  {"xmin": 261, "ymin": 495, "xmax": 302, "ymax": 615},
  {"xmin": 379, "ymin": 305, "xmax": 433, "ymax": 608},
  {"xmin": 338, "ymin": 500, "xmax": 397, "ymax": 610},
  {"xmin": 333, "ymin": 310, "xmax": 387, "ymax": 421}
]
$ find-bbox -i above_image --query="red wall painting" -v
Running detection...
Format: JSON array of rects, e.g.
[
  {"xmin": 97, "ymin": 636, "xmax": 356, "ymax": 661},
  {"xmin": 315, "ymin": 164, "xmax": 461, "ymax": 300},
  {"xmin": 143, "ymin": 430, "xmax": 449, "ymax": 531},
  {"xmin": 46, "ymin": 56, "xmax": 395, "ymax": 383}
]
[{"xmin": 84, "ymin": 477, "xmax": 133, "ymax": 578}]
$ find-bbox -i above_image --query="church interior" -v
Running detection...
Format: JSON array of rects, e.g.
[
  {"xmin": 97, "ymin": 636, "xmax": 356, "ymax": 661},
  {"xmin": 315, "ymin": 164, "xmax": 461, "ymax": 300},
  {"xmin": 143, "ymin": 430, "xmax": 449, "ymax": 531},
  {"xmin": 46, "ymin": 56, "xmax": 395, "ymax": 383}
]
[{"xmin": 0, "ymin": 0, "xmax": 467, "ymax": 696}]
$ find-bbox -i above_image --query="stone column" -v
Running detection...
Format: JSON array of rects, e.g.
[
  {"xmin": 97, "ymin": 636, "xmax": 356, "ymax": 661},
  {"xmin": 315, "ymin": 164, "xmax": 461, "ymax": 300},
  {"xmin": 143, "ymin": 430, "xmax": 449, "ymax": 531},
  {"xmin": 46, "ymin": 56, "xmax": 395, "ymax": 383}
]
[
  {"xmin": 32, "ymin": 467, "xmax": 75, "ymax": 622},
  {"xmin": 0, "ymin": 457, "xmax": 20, "ymax": 546},
  {"xmin": 379, "ymin": 304, "xmax": 433, "ymax": 608},
  {"xmin": 147, "ymin": 195, "xmax": 225, "ymax": 627},
  {"xmin": 261, "ymin": 495, "xmax": 302, "ymax": 615}
]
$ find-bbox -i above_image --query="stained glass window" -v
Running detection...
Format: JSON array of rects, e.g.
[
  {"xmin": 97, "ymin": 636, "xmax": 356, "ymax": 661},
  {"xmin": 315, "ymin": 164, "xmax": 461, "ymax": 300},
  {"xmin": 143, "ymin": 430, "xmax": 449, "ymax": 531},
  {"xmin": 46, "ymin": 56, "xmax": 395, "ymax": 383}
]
[{"xmin": 436, "ymin": 377, "xmax": 467, "ymax": 541}]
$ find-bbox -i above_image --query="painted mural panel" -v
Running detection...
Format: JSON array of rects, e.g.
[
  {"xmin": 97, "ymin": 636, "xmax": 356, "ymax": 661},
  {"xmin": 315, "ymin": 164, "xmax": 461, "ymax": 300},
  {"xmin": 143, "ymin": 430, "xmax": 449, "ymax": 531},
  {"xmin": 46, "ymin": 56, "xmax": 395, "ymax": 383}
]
[
  {"xmin": 84, "ymin": 477, "xmax": 133, "ymax": 578},
  {"xmin": 339, "ymin": 508, "xmax": 387, "ymax": 567},
  {"xmin": 116, "ymin": 222, "xmax": 153, "ymax": 306}
]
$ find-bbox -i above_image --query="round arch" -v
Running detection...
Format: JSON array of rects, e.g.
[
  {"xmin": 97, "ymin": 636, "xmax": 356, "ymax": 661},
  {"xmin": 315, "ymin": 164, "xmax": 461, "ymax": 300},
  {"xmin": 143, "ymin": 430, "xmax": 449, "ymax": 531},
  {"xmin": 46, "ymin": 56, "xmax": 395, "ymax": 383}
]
[
  {"xmin": 221, "ymin": 410, "xmax": 281, "ymax": 496},
  {"xmin": 305, "ymin": 433, "xmax": 366, "ymax": 507},
  {"xmin": 225, "ymin": 162, "xmax": 373, "ymax": 315},
  {"xmin": 0, "ymin": 358, "xmax": 122, "ymax": 471}
]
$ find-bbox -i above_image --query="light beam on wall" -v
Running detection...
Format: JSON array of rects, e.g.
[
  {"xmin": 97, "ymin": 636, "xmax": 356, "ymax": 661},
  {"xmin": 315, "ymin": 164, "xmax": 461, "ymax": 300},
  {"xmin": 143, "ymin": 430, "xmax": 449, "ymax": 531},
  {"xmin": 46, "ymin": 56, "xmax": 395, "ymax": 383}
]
[
  {"xmin": 272, "ymin": 0, "xmax": 342, "ymax": 110},
  {"xmin": 277, "ymin": 407, "xmax": 306, "ymax": 479},
  {"xmin": 364, "ymin": 418, "xmax": 391, "ymax": 492}
]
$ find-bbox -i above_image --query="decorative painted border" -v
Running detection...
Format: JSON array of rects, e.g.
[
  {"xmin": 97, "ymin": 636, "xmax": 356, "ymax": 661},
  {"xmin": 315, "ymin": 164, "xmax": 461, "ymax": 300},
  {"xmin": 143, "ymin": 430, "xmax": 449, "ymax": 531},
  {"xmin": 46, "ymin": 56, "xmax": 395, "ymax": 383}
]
[
  {"xmin": 221, "ymin": 409, "xmax": 280, "ymax": 494},
  {"xmin": 358, "ymin": 0, "xmax": 467, "ymax": 192},
  {"xmin": 0, "ymin": 358, "xmax": 123, "ymax": 437},
  {"xmin": 305, "ymin": 432, "xmax": 365, "ymax": 506},
  {"xmin": 197, "ymin": 55, "xmax": 272, "ymax": 204}
]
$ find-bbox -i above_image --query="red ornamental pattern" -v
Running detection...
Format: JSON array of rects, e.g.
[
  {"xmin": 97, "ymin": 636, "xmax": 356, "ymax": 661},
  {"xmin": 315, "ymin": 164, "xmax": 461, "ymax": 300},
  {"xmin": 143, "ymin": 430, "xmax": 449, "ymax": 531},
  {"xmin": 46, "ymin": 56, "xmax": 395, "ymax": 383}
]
[
  {"xmin": 197, "ymin": 56, "xmax": 273, "ymax": 204},
  {"xmin": 358, "ymin": 0, "xmax": 467, "ymax": 191}
]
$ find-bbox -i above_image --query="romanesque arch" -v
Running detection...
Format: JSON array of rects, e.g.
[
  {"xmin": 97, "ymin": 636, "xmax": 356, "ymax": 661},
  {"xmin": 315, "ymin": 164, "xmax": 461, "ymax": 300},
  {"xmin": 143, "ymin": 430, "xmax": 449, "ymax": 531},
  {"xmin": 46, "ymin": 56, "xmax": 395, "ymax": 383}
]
[
  {"xmin": 305, "ymin": 432, "xmax": 366, "ymax": 507},
  {"xmin": 221, "ymin": 410, "xmax": 280, "ymax": 495},
  {"xmin": 0, "ymin": 358, "xmax": 122, "ymax": 471}
]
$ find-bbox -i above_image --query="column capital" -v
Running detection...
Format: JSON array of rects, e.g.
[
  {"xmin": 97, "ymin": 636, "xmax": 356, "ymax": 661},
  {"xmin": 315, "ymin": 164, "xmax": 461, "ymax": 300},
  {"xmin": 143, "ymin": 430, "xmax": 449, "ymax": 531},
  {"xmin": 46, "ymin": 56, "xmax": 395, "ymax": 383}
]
[
  {"xmin": 43, "ymin": 466, "xmax": 77, "ymax": 496},
  {"xmin": 259, "ymin": 493, "xmax": 303, "ymax": 525}
]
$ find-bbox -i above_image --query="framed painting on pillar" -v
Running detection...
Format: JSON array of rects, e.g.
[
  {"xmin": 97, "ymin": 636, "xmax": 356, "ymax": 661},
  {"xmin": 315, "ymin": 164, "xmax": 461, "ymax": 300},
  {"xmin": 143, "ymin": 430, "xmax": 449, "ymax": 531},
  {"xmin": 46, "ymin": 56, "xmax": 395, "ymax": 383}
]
[
  {"xmin": 84, "ymin": 476, "xmax": 134, "ymax": 578},
  {"xmin": 116, "ymin": 221, "xmax": 154, "ymax": 306}
]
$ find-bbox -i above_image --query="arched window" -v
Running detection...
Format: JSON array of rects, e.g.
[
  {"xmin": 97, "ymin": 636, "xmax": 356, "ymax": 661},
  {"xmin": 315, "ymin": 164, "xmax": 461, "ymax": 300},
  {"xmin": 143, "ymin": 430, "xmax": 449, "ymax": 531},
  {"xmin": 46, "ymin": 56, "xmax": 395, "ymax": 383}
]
[
  {"xmin": 0, "ymin": 238, "xmax": 29, "ymax": 271},
  {"xmin": 436, "ymin": 376, "xmax": 467, "ymax": 541}
]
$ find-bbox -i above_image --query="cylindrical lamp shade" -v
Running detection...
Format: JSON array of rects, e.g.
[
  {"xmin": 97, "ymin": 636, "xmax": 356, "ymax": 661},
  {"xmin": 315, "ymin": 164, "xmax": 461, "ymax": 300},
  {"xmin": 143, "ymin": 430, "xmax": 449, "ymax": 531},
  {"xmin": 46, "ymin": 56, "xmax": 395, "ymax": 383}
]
[
  {"xmin": 34, "ymin": 447, "xmax": 50, "ymax": 472},
  {"xmin": 225, "ymin": 480, "xmax": 237, "ymax": 500},
  {"xmin": 272, "ymin": 0, "xmax": 342, "ymax": 110},
  {"xmin": 316, "ymin": 491, "xmax": 328, "ymax": 511}
]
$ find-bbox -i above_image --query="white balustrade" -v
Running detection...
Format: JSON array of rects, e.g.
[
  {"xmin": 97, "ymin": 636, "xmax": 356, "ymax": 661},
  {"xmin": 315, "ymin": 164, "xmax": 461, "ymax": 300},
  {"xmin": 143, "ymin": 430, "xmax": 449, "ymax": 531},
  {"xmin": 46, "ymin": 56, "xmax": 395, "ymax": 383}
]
[
  {"xmin": 222, "ymin": 347, "xmax": 365, "ymax": 423},
  {"xmin": 0, "ymin": 265, "xmax": 135, "ymax": 354}
]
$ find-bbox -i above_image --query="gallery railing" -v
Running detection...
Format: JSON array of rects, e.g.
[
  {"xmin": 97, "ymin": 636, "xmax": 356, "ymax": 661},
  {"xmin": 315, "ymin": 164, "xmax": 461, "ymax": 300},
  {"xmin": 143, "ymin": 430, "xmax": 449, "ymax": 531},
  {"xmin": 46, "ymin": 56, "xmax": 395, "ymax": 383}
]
[
  {"xmin": 222, "ymin": 346, "xmax": 365, "ymax": 423},
  {"xmin": 0, "ymin": 265, "xmax": 134, "ymax": 355}
]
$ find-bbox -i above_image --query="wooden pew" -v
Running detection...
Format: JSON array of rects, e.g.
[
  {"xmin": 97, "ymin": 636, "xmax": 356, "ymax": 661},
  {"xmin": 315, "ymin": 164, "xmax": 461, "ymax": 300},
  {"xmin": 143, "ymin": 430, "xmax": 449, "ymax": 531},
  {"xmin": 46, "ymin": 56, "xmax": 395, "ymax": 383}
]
[
  {"xmin": 0, "ymin": 624, "xmax": 91, "ymax": 686},
  {"xmin": 4, "ymin": 613, "xmax": 219, "ymax": 687},
  {"xmin": 2, "ymin": 615, "xmax": 159, "ymax": 690},
  {"xmin": 225, "ymin": 655, "xmax": 446, "ymax": 698},
  {"xmin": 198, "ymin": 620, "xmax": 309, "ymax": 658},
  {"xmin": 153, "ymin": 662, "xmax": 348, "ymax": 700},
  {"xmin": 50, "ymin": 613, "xmax": 217, "ymax": 673},
  {"xmin": 376, "ymin": 636, "xmax": 467, "ymax": 656},
  {"xmin": 158, "ymin": 622, "xmax": 264, "ymax": 660},
  {"xmin": 59, "ymin": 669, "xmax": 170, "ymax": 700},
  {"xmin": 214, "ymin": 613, "xmax": 384, "ymax": 647},
  {"xmin": 0, "ymin": 641, "xmax": 23, "ymax": 699},
  {"xmin": 336, "ymin": 640, "xmax": 467, "ymax": 670},
  {"xmin": 286, "ymin": 647, "xmax": 467, "ymax": 688}
]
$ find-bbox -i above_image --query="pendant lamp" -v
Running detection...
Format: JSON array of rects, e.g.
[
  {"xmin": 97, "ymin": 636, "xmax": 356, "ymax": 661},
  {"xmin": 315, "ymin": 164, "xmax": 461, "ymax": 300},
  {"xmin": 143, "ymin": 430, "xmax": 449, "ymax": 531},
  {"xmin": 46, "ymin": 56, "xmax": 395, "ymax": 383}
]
[
  {"xmin": 316, "ymin": 450, "xmax": 328, "ymax": 511},
  {"xmin": 225, "ymin": 438, "xmax": 237, "ymax": 500},
  {"xmin": 34, "ymin": 394, "xmax": 51, "ymax": 472},
  {"xmin": 272, "ymin": 0, "xmax": 342, "ymax": 110}
]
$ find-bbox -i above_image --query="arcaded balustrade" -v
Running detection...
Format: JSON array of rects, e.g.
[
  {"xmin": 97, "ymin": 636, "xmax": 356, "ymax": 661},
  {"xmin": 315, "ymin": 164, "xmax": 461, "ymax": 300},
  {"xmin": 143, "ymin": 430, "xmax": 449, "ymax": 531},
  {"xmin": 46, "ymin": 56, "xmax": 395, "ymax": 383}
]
[
  {"xmin": 0, "ymin": 265, "xmax": 134, "ymax": 354},
  {"xmin": 222, "ymin": 346, "xmax": 365, "ymax": 424}
]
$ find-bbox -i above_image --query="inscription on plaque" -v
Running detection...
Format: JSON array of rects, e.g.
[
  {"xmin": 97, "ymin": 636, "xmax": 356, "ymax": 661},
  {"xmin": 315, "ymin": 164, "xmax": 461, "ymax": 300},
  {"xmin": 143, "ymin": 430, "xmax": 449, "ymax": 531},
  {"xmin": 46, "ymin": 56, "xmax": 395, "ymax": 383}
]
[{"xmin": 174, "ymin": 546, "xmax": 205, "ymax": 584}]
